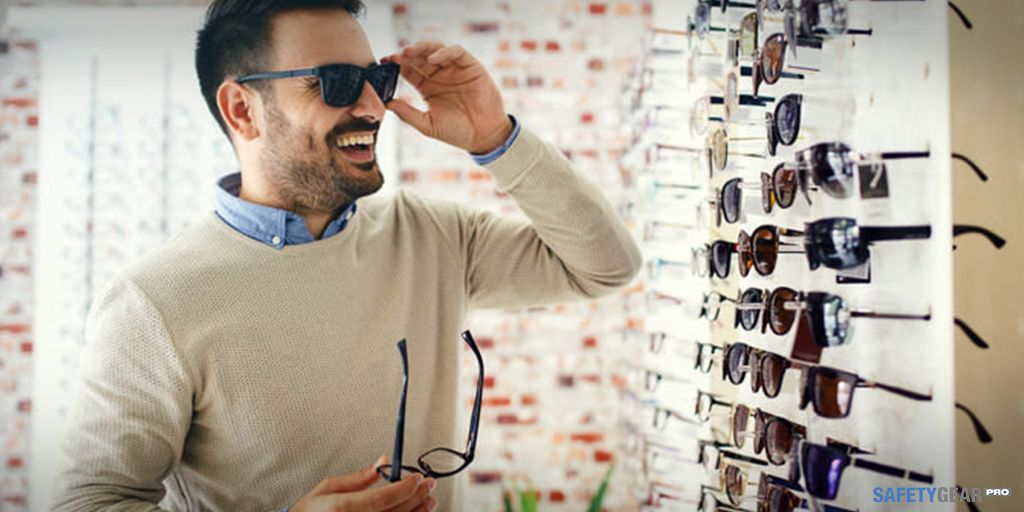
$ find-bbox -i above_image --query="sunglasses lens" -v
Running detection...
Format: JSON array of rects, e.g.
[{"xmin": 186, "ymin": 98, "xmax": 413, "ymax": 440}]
[
  {"xmin": 738, "ymin": 288, "xmax": 763, "ymax": 330},
  {"xmin": 762, "ymin": 35, "xmax": 786, "ymax": 84},
  {"xmin": 725, "ymin": 465, "xmax": 745, "ymax": 505},
  {"xmin": 772, "ymin": 163, "xmax": 799, "ymax": 209},
  {"xmin": 768, "ymin": 486, "xmax": 798, "ymax": 512},
  {"xmin": 808, "ymin": 292, "xmax": 851, "ymax": 347},
  {"xmin": 726, "ymin": 72, "xmax": 739, "ymax": 119},
  {"xmin": 740, "ymin": 13, "xmax": 758, "ymax": 56},
  {"xmin": 721, "ymin": 178, "xmax": 742, "ymax": 223},
  {"xmin": 752, "ymin": 410, "xmax": 766, "ymax": 454},
  {"xmin": 752, "ymin": 227, "xmax": 779, "ymax": 275},
  {"xmin": 819, "ymin": 0, "xmax": 851, "ymax": 35},
  {"xmin": 321, "ymin": 65, "xmax": 366, "ymax": 107},
  {"xmin": 737, "ymin": 231, "xmax": 753, "ymax": 277},
  {"xmin": 801, "ymin": 443, "xmax": 848, "ymax": 499},
  {"xmin": 760, "ymin": 353, "xmax": 788, "ymax": 398},
  {"xmin": 776, "ymin": 95, "xmax": 802, "ymax": 145},
  {"xmin": 691, "ymin": 98, "xmax": 710, "ymax": 135},
  {"xmin": 726, "ymin": 344, "xmax": 749, "ymax": 384},
  {"xmin": 813, "ymin": 368, "xmax": 855, "ymax": 418},
  {"xmin": 803, "ymin": 143, "xmax": 856, "ymax": 198},
  {"xmin": 769, "ymin": 287, "xmax": 799, "ymax": 335},
  {"xmin": 692, "ymin": 246, "xmax": 711, "ymax": 277},
  {"xmin": 419, "ymin": 448, "xmax": 468, "ymax": 476},
  {"xmin": 765, "ymin": 112, "xmax": 778, "ymax": 157},
  {"xmin": 732, "ymin": 404, "xmax": 750, "ymax": 448},
  {"xmin": 805, "ymin": 217, "xmax": 866, "ymax": 270},
  {"xmin": 711, "ymin": 241, "xmax": 733, "ymax": 278},
  {"xmin": 712, "ymin": 129, "xmax": 729, "ymax": 172},
  {"xmin": 368, "ymin": 63, "xmax": 400, "ymax": 103},
  {"xmin": 696, "ymin": 3, "xmax": 711, "ymax": 36},
  {"xmin": 760, "ymin": 172, "xmax": 775, "ymax": 213},
  {"xmin": 765, "ymin": 419, "xmax": 795, "ymax": 465}
]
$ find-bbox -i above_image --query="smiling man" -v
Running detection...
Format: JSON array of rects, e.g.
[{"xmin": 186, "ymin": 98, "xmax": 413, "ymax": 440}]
[{"xmin": 50, "ymin": 1, "xmax": 641, "ymax": 511}]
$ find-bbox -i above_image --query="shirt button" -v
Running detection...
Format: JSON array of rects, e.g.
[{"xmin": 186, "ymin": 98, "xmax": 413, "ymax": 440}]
[{"xmin": 271, "ymin": 235, "xmax": 282, "ymax": 245}]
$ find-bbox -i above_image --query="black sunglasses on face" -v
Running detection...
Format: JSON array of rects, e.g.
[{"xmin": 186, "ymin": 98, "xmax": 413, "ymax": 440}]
[
  {"xmin": 377, "ymin": 331, "xmax": 483, "ymax": 482},
  {"xmin": 237, "ymin": 62, "xmax": 400, "ymax": 108}
]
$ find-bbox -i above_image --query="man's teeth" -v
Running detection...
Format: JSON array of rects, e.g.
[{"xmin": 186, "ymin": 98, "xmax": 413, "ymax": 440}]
[{"xmin": 336, "ymin": 134, "xmax": 375, "ymax": 148}]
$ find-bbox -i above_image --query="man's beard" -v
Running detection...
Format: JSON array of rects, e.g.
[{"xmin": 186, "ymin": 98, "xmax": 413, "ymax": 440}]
[{"xmin": 260, "ymin": 102, "xmax": 384, "ymax": 216}]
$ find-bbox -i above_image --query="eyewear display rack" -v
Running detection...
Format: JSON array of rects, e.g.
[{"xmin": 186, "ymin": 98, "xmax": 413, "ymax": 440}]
[{"xmin": 616, "ymin": 0, "xmax": 955, "ymax": 510}]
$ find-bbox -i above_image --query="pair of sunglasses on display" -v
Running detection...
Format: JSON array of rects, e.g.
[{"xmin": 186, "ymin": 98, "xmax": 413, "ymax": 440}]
[
  {"xmin": 237, "ymin": 61, "xmax": 400, "ymax": 107},
  {"xmin": 702, "ymin": 343, "xmax": 931, "ymax": 417},
  {"xmin": 711, "ymin": 218, "xmax": 927, "ymax": 277},
  {"xmin": 730, "ymin": 405, "xmax": 805, "ymax": 466},
  {"xmin": 719, "ymin": 154, "xmax": 991, "ymax": 224}
]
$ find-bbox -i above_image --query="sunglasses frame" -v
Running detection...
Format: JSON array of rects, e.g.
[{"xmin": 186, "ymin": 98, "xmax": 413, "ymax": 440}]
[{"xmin": 237, "ymin": 62, "xmax": 400, "ymax": 108}]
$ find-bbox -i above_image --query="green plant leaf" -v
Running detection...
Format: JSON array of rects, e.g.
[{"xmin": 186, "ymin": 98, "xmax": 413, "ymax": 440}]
[{"xmin": 586, "ymin": 463, "xmax": 616, "ymax": 512}]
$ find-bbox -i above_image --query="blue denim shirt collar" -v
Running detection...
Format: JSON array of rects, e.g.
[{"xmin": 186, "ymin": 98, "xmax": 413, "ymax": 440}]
[{"xmin": 214, "ymin": 172, "xmax": 356, "ymax": 249}]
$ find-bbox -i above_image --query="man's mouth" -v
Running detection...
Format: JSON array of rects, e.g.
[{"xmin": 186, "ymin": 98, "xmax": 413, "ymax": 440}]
[{"xmin": 334, "ymin": 131, "xmax": 376, "ymax": 165}]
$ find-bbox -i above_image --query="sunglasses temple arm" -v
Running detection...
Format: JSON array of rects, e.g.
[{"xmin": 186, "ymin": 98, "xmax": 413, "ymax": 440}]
[
  {"xmin": 859, "ymin": 225, "xmax": 932, "ymax": 242},
  {"xmin": 952, "ymin": 152, "xmax": 989, "ymax": 181},
  {"xmin": 849, "ymin": 310, "xmax": 930, "ymax": 321},
  {"xmin": 853, "ymin": 457, "xmax": 934, "ymax": 484},
  {"xmin": 954, "ymin": 317, "xmax": 991, "ymax": 349},
  {"xmin": 862, "ymin": 379, "xmax": 933, "ymax": 402},
  {"xmin": 955, "ymin": 401, "xmax": 994, "ymax": 444},
  {"xmin": 878, "ymin": 150, "xmax": 931, "ymax": 160},
  {"xmin": 947, "ymin": 1, "xmax": 974, "ymax": 29},
  {"xmin": 953, "ymin": 224, "xmax": 1006, "ymax": 248},
  {"xmin": 389, "ymin": 340, "xmax": 411, "ymax": 482}
]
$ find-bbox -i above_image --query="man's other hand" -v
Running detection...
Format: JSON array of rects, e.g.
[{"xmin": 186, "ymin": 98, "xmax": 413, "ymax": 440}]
[{"xmin": 289, "ymin": 455, "xmax": 437, "ymax": 512}]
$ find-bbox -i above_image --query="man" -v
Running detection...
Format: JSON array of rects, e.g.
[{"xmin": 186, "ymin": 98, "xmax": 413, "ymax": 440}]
[{"xmin": 51, "ymin": 1, "xmax": 641, "ymax": 511}]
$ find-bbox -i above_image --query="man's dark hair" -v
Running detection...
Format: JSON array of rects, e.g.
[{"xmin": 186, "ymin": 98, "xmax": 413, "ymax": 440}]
[{"xmin": 195, "ymin": 0, "xmax": 365, "ymax": 142}]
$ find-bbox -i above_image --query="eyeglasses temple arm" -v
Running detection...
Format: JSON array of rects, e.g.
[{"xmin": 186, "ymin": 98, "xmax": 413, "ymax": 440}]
[
  {"xmin": 859, "ymin": 225, "xmax": 932, "ymax": 242},
  {"xmin": 459, "ymin": 332, "xmax": 485, "ymax": 460},
  {"xmin": 878, "ymin": 150, "xmax": 930, "ymax": 160},
  {"xmin": 853, "ymin": 457, "xmax": 933, "ymax": 484},
  {"xmin": 389, "ymin": 339, "xmax": 410, "ymax": 482},
  {"xmin": 954, "ymin": 317, "xmax": 990, "ymax": 349},
  {"xmin": 849, "ymin": 310, "xmax": 930, "ymax": 321},
  {"xmin": 956, "ymin": 401, "xmax": 993, "ymax": 444},
  {"xmin": 953, "ymin": 224, "xmax": 1006, "ymax": 249},
  {"xmin": 860, "ymin": 379, "xmax": 932, "ymax": 402},
  {"xmin": 952, "ymin": 152, "xmax": 988, "ymax": 181},
  {"xmin": 947, "ymin": 1, "xmax": 973, "ymax": 29}
]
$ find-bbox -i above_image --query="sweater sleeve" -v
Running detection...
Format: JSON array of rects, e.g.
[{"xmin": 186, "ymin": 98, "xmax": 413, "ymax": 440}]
[
  {"xmin": 462, "ymin": 126, "xmax": 642, "ymax": 309},
  {"xmin": 50, "ymin": 277, "xmax": 193, "ymax": 512}
]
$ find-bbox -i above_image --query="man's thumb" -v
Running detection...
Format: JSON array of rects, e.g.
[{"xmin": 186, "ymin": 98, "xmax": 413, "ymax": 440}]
[{"xmin": 386, "ymin": 98, "xmax": 432, "ymax": 136}]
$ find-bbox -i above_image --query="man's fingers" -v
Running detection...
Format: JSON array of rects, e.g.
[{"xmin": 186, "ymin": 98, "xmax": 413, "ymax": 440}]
[
  {"xmin": 340, "ymin": 473, "xmax": 424, "ymax": 510},
  {"xmin": 385, "ymin": 478, "xmax": 437, "ymax": 512},
  {"xmin": 426, "ymin": 44, "xmax": 476, "ymax": 68},
  {"xmin": 386, "ymin": 98, "xmax": 432, "ymax": 135},
  {"xmin": 313, "ymin": 456, "xmax": 388, "ymax": 495},
  {"xmin": 400, "ymin": 40, "xmax": 444, "ymax": 58}
]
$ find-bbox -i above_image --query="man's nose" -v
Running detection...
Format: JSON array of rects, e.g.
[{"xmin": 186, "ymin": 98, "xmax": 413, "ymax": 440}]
[{"xmin": 348, "ymin": 81, "xmax": 386, "ymax": 121}]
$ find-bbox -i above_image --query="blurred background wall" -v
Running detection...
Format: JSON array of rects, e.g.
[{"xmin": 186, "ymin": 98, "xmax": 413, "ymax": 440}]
[{"xmin": 950, "ymin": 1, "xmax": 1024, "ymax": 511}]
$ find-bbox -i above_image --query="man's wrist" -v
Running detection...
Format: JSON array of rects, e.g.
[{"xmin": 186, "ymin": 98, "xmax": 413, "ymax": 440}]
[
  {"xmin": 470, "ymin": 115, "xmax": 520, "ymax": 165},
  {"xmin": 470, "ymin": 115, "xmax": 516, "ymax": 155}
]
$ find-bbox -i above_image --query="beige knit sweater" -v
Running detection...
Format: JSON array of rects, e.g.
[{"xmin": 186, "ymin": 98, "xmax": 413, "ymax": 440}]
[{"xmin": 50, "ymin": 127, "xmax": 641, "ymax": 511}]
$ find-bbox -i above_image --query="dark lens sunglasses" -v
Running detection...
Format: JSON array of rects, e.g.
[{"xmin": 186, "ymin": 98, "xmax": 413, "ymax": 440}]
[
  {"xmin": 798, "ymin": 364, "xmax": 931, "ymax": 418},
  {"xmin": 723, "ymin": 343, "xmax": 808, "ymax": 399},
  {"xmin": 377, "ymin": 331, "xmax": 482, "ymax": 481},
  {"xmin": 237, "ymin": 62, "xmax": 400, "ymax": 108},
  {"xmin": 794, "ymin": 441, "xmax": 932, "ymax": 501},
  {"xmin": 744, "ymin": 34, "xmax": 818, "ymax": 97},
  {"xmin": 737, "ymin": 224, "xmax": 805, "ymax": 277},
  {"xmin": 803, "ymin": 217, "xmax": 930, "ymax": 271},
  {"xmin": 765, "ymin": 94, "xmax": 802, "ymax": 156},
  {"xmin": 730, "ymin": 404, "xmax": 806, "ymax": 466},
  {"xmin": 757, "ymin": 471, "xmax": 857, "ymax": 512}
]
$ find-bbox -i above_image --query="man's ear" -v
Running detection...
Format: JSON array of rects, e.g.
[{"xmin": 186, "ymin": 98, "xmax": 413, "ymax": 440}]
[{"xmin": 217, "ymin": 81, "xmax": 261, "ymax": 142}]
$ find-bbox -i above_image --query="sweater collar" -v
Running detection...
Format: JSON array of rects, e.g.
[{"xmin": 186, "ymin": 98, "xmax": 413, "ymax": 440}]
[{"xmin": 214, "ymin": 172, "xmax": 356, "ymax": 250}]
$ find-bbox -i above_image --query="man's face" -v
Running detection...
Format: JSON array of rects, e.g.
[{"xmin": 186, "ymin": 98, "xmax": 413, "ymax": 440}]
[{"xmin": 258, "ymin": 9, "xmax": 385, "ymax": 214}]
